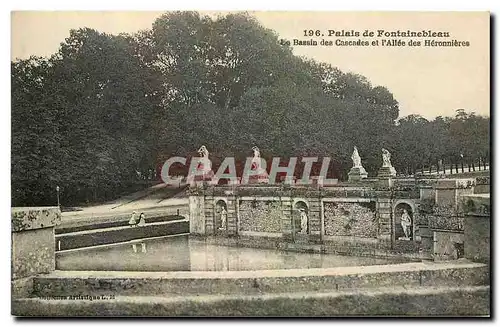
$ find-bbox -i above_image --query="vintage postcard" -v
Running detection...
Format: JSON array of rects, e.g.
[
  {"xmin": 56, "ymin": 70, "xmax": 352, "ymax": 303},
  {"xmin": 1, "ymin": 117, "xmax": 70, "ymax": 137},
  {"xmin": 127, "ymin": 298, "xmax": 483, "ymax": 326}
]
[{"xmin": 11, "ymin": 11, "xmax": 490, "ymax": 317}]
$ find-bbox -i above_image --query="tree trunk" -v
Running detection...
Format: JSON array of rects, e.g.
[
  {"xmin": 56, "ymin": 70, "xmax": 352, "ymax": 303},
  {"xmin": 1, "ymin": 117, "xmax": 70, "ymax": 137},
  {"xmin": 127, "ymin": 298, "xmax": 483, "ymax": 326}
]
[{"xmin": 224, "ymin": 88, "xmax": 232, "ymax": 111}]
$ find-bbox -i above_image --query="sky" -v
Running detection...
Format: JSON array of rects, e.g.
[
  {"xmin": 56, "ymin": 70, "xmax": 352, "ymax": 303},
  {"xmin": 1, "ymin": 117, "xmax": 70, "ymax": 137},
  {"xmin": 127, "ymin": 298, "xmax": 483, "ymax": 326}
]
[{"xmin": 11, "ymin": 11, "xmax": 490, "ymax": 119}]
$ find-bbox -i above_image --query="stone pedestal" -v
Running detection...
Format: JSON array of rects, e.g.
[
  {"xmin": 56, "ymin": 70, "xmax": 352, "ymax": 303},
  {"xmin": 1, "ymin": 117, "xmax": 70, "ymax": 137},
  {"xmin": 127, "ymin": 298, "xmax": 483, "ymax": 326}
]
[
  {"xmin": 377, "ymin": 166, "xmax": 396, "ymax": 178},
  {"xmin": 348, "ymin": 166, "xmax": 368, "ymax": 182},
  {"xmin": 11, "ymin": 207, "xmax": 61, "ymax": 298},
  {"xmin": 188, "ymin": 170, "xmax": 214, "ymax": 187},
  {"xmin": 377, "ymin": 177, "xmax": 394, "ymax": 188},
  {"xmin": 248, "ymin": 169, "xmax": 269, "ymax": 184}
]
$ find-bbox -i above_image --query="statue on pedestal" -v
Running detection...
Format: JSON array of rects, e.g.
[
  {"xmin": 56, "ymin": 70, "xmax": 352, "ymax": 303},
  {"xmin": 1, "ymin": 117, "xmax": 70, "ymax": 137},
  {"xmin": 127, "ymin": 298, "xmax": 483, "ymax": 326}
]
[
  {"xmin": 189, "ymin": 145, "xmax": 214, "ymax": 185},
  {"xmin": 197, "ymin": 145, "xmax": 211, "ymax": 169},
  {"xmin": 382, "ymin": 148, "xmax": 392, "ymax": 168},
  {"xmin": 249, "ymin": 146, "xmax": 269, "ymax": 183},
  {"xmin": 351, "ymin": 146, "xmax": 362, "ymax": 168},
  {"xmin": 348, "ymin": 146, "xmax": 368, "ymax": 182},
  {"xmin": 377, "ymin": 148, "xmax": 397, "ymax": 178}
]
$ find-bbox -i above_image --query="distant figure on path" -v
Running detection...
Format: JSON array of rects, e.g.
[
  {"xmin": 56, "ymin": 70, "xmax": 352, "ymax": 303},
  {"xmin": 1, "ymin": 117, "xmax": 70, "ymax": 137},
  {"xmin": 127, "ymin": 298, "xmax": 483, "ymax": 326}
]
[
  {"xmin": 137, "ymin": 212, "xmax": 146, "ymax": 227},
  {"xmin": 129, "ymin": 212, "xmax": 137, "ymax": 226}
]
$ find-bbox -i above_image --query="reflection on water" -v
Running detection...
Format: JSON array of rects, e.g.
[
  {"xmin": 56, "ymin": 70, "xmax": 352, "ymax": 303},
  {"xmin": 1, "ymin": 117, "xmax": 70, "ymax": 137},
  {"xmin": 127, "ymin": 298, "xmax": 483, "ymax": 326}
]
[{"xmin": 56, "ymin": 235, "xmax": 399, "ymax": 272}]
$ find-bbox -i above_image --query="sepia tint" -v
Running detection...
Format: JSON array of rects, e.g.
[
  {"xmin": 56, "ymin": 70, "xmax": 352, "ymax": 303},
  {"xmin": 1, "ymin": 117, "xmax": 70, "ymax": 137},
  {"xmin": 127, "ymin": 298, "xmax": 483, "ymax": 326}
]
[{"xmin": 10, "ymin": 11, "xmax": 490, "ymax": 317}]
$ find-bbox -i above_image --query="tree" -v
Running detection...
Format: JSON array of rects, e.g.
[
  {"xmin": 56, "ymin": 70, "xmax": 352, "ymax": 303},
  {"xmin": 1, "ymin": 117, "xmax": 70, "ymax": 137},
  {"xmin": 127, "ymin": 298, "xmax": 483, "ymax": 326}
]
[
  {"xmin": 12, "ymin": 28, "xmax": 162, "ymax": 205},
  {"xmin": 12, "ymin": 12, "xmax": 488, "ymax": 206}
]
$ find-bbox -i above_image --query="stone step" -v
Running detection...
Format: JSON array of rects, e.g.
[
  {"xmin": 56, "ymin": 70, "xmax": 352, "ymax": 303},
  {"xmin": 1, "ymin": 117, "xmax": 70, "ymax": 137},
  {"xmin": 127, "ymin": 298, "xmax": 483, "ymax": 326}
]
[
  {"xmin": 12, "ymin": 285, "xmax": 490, "ymax": 316},
  {"xmin": 31, "ymin": 261, "xmax": 488, "ymax": 298}
]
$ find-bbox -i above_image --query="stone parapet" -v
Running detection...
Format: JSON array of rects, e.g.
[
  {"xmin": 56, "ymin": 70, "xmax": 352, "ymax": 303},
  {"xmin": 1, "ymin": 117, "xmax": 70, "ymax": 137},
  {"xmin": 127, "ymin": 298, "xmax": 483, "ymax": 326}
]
[
  {"xmin": 11, "ymin": 207, "xmax": 61, "ymax": 291},
  {"xmin": 12, "ymin": 207, "xmax": 61, "ymax": 232}
]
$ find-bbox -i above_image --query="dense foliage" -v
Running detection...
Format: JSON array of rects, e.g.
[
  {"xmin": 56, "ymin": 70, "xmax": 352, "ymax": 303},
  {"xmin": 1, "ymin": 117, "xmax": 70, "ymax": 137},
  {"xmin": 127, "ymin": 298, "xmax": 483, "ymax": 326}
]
[{"xmin": 11, "ymin": 12, "xmax": 490, "ymax": 206}]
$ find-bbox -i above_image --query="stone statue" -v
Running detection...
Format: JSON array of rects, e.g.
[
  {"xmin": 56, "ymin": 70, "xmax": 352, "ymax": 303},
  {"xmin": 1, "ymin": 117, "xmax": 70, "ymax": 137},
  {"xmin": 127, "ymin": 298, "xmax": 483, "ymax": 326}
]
[
  {"xmin": 378, "ymin": 148, "xmax": 397, "ymax": 178},
  {"xmin": 348, "ymin": 146, "xmax": 368, "ymax": 181},
  {"xmin": 249, "ymin": 146, "xmax": 269, "ymax": 183},
  {"xmin": 351, "ymin": 146, "xmax": 362, "ymax": 168},
  {"xmin": 220, "ymin": 207, "xmax": 227, "ymax": 230},
  {"xmin": 382, "ymin": 148, "xmax": 393, "ymax": 168},
  {"xmin": 189, "ymin": 145, "xmax": 214, "ymax": 185},
  {"xmin": 300, "ymin": 209, "xmax": 308, "ymax": 234},
  {"xmin": 251, "ymin": 146, "xmax": 262, "ymax": 170},
  {"xmin": 400, "ymin": 209, "xmax": 412, "ymax": 239},
  {"xmin": 198, "ymin": 145, "xmax": 209, "ymax": 158},
  {"xmin": 196, "ymin": 145, "xmax": 212, "ymax": 172}
]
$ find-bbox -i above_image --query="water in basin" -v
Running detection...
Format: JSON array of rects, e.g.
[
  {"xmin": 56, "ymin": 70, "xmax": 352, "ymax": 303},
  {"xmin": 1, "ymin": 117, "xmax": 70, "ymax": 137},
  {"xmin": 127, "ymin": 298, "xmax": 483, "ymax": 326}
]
[{"xmin": 56, "ymin": 235, "xmax": 401, "ymax": 272}]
